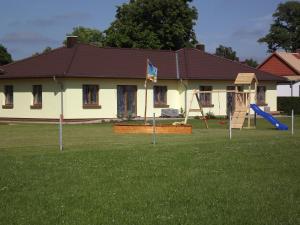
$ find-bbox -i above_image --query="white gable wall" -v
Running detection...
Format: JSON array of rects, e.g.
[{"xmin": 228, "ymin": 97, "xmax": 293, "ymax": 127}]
[{"xmin": 277, "ymin": 83, "xmax": 300, "ymax": 97}]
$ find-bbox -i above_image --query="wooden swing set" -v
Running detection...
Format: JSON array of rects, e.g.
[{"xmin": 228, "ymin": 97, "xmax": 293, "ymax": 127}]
[{"xmin": 184, "ymin": 73, "xmax": 258, "ymax": 129}]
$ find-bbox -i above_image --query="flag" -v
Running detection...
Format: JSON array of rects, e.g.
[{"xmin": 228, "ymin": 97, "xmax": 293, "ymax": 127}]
[{"xmin": 147, "ymin": 60, "xmax": 158, "ymax": 83}]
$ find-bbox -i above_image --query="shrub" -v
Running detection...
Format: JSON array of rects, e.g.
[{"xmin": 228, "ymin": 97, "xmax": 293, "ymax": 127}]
[
  {"xmin": 277, "ymin": 97, "xmax": 300, "ymax": 115},
  {"xmin": 206, "ymin": 111, "xmax": 216, "ymax": 119}
]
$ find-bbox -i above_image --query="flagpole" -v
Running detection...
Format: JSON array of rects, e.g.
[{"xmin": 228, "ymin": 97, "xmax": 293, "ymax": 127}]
[{"xmin": 144, "ymin": 59, "xmax": 149, "ymax": 125}]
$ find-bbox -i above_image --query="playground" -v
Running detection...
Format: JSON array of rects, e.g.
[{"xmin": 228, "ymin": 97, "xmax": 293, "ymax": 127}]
[
  {"xmin": 114, "ymin": 73, "xmax": 290, "ymax": 134},
  {"xmin": 0, "ymin": 117, "xmax": 299, "ymax": 225}
]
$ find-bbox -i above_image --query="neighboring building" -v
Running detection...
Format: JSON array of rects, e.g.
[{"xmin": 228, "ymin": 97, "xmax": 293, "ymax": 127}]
[
  {"xmin": 258, "ymin": 50, "xmax": 300, "ymax": 97},
  {"xmin": 0, "ymin": 37, "xmax": 284, "ymax": 122}
]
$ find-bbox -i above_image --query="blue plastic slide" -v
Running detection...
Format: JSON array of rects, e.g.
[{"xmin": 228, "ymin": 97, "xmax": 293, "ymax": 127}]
[{"xmin": 250, "ymin": 104, "xmax": 288, "ymax": 130}]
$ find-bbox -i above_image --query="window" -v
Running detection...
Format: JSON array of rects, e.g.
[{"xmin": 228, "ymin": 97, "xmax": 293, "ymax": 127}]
[
  {"xmin": 257, "ymin": 86, "xmax": 266, "ymax": 105},
  {"xmin": 153, "ymin": 86, "xmax": 168, "ymax": 108},
  {"xmin": 199, "ymin": 86, "xmax": 213, "ymax": 107},
  {"xmin": 3, "ymin": 85, "xmax": 13, "ymax": 109},
  {"xmin": 31, "ymin": 85, "xmax": 42, "ymax": 109},
  {"xmin": 83, "ymin": 85, "xmax": 100, "ymax": 108}
]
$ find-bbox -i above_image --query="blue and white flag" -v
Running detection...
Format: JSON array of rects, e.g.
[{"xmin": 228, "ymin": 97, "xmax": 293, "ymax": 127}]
[{"xmin": 147, "ymin": 60, "xmax": 158, "ymax": 83}]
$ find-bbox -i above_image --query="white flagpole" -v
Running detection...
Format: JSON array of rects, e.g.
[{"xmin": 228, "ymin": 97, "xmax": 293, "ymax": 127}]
[
  {"xmin": 229, "ymin": 112, "xmax": 232, "ymax": 140},
  {"xmin": 144, "ymin": 59, "xmax": 149, "ymax": 125}
]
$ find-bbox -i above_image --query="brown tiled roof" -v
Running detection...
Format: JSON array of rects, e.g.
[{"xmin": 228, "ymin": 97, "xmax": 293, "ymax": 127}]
[
  {"xmin": 0, "ymin": 43, "xmax": 285, "ymax": 81},
  {"xmin": 178, "ymin": 48, "xmax": 285, "ymax": 81}
]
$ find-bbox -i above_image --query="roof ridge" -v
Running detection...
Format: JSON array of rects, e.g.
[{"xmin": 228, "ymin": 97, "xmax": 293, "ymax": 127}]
[
  {"xmin": 0, "ymin": 46, "xmax": 66, "ymax": 68},
  {"xmin": 65, "ymin": 44, "xmax": 79, "ymax": 75},
  {"xmin": 183, "ymin": 48, "xmax": 190, "ymax": 79},
  {"xmin": 79, "ymin": 43, "xmax": 176, "ymax": 53}
]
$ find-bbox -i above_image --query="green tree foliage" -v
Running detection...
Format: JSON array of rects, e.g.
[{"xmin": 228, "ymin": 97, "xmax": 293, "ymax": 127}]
[
  {"xmin": 215, "ymin": 45, "xmax": 239, "ymax": 61},
  {"xmin": 65, "ymin": 26, "xmax": 105, "ymax": 47},
  {"xmin": 244, "ymin": 58, "xmax": 258, "ymax": 68},
  {"xmin": 105, "ymin": 0, "xmax": 198, "ymax": 50},
  {"xmin": 42, "ymin": 47, "xmax": 52, "ymax": 53},
  {"xmin": 32, "ymin": 46, "xmax": 52, "ymax": 57},
  {"xmin": 0, "ymin": 44, "xmax": 13, "ymax": 65},
  {"xmin": 258, "ymin": 1, "xmax": 300, "ymax": 52}
]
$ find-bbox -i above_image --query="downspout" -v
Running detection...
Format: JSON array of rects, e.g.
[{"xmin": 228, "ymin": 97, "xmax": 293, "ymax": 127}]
[{"xmin": 176, "ymin": 51, "xmax": 188, "ymax": 114}]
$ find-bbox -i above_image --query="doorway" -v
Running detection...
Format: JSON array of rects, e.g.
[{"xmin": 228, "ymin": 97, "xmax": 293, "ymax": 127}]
[{"xmin": 117, "ymin": 85, "xmax": 137, "ymax": 118}]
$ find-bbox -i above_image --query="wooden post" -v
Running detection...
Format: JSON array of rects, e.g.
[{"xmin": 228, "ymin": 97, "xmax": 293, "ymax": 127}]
[
  {"xmin": 184, "ymin": 90, "xmax": 194, "ymax": 124},
  {"xmin": 59, "ymin": 83, "xmax": 64, "ymax": 151},
  {"xmin": 144, "ymin": 59, "xmax": 149, "ymax": 124},
  {"xmin": 292, "ymin": 109, "xmax": 294, "ymax": 136},
  {"xmin": 152, "ymin": 113, "xmax": 156, "ymax": 145},
  {"xmin": 248, "ymin": 85, "xmax": 251, "ymax": 128},
  {"xmin": 229, "ymin": 112, "xmax": 232, "ymax": 140},
  {"xmin": 235, "ymin": 86, "xmax": 238, "ymax": 110},
  {"xmin": 195, "ymin": 93, "xmax": 208, "ymax": 129},
  {"xmin": 59, "ymin": 114, "xmax": 63, "ymax": 151},
  {"xmin": 254, "ymin": 81, "xmax": 257, "ymax": 104}
]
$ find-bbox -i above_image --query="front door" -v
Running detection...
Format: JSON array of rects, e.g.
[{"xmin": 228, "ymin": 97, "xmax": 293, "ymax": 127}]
[{"xmin": 117, "ymin": 85, "xmax": 137, "ymax": 118}]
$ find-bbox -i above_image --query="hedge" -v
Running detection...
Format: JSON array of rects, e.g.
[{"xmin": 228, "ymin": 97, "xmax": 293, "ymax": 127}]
[{"xmin": 277, "ymin": 97, "xmax": 300, "ymax": 115}]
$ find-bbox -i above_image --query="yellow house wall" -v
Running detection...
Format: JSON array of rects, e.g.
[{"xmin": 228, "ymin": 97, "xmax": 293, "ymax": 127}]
[
  {"xmin": 182, "ymin": 80, "xmax": 277, "ymax": 117},
  {"xmin": 63, "ymin": 78, "xmax": 180, "ymax": 119},
  {"xmin": 0, "ymin": 78, "xmax": 278, "ymax": 119},
  {"xmin": 0, "ymin": 79, "xmax": 61, "ymax": 119}
]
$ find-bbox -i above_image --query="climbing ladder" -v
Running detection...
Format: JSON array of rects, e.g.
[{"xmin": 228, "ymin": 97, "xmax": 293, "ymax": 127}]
[
  {"xmin": 231, "ymin": 89, "xmax": 251, "ymax": 129},
  {"xmin": 231, "ymin": 108, "xmax": 247, "ymax": 129}
]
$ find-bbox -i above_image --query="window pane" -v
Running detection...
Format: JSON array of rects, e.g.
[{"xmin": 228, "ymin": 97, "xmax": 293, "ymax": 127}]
[
  {"xmin": 257, "ymin": 86, "xmax": 266, "ymax": 104},
  {"xmin": 199, "ymin": 86, "xmax": 212, "ymax": 106},
  {"xmin": 154, "ymin": 86, "xmax": 167, "ymax": 106},
  {"xmin": 4, "ymin": 85, "xmax": 13, "ymax": 105},
  {"xmin": 33, "ymin": 85, "xmax": 42, "ymax": 105},
  {"xmin": 83, "ymin": 85, "xmax": 99, "ymax": 105}
]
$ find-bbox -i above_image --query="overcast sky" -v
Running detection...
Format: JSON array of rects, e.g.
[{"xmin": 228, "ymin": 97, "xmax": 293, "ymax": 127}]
[{"xmin": 0, "ymin": 0, "xmax": 288, "ymax": 62}]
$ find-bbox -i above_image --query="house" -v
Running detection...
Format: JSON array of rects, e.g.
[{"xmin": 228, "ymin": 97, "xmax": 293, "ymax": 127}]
[
  {"xmin": 0, "ymin": 37, "xmax": 285, "ymax": 122},
  {"xmin": 258, "ymin": 50, "xmax": 300, "ymax": 97}
]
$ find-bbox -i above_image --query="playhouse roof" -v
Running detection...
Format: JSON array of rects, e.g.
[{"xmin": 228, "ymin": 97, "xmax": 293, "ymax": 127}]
[
  {"xmin": 0, "ymin": 43, "xmax": 285, "ymax": 82},
  {"xmin": 234, "ymin": 73, "xmax": 258, "ymax": 85}
]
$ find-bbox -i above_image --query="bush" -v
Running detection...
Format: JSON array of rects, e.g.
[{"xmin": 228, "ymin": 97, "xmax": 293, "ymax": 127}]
[
  {"xmin": 277, "ymin": 97, "xmax": 300, "ymax": 115},
  {"xmin": 206, "ymin": 111, "xmax": 216, "ymax": 119}
]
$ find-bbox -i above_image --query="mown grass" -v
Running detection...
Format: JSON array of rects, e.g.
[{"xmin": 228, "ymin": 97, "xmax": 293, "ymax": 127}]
[{"xmin": 0, "ymin": 117, "xmax": 299, "ymax": 225}]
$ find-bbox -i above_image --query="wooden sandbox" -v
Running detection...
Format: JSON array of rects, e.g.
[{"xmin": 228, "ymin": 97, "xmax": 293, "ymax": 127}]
[{"xmin": 114, "ymin": 123, "xmax": 192, "ymax": 134}]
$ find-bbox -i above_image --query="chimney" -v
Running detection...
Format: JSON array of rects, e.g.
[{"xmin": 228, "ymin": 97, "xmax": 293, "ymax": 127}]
[
  {"xmin": 196, "ymin": 44, "xmax": 205, "ymax": 52},
  {"xmin": 66, "ymin": 36, "xmax": 78, "ymax": 48}
]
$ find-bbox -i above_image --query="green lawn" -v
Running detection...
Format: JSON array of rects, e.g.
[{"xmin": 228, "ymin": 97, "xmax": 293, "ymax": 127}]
[{"xmin": 0, "ymin": 117, "xmax": 299, "ymax": 225}]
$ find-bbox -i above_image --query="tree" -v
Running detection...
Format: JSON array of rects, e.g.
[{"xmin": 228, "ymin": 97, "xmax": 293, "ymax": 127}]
[
  {"xmin": 105, "ymin": 0, "xmax": 198, "ymax": 50},
  {"xmin": 32, "ymin": 46, "xmax": 52, "ymax": 57},
  {"xmin": 0, "ymin": 44, "xmax": 13, "ymax": 65},
  {"xmin": 258, "ymin": 1, "xmax": 300, "ymax": 52},
  {"xmin": 215, "ymin": 45, "xmax": 239, "ymax": 61},
  {"xmin": 244, "ymin": 58, "xmax": 258, "ymax": 68},
  {"xmin": 42, "ymin": 47, "xmax": 52, "ymax": 53},
  {"xmin": 65, "ymin": 26, "xmax": 105, "ymax": 47}
]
